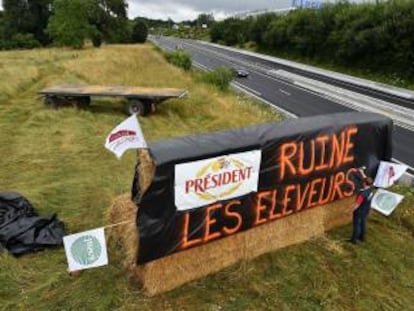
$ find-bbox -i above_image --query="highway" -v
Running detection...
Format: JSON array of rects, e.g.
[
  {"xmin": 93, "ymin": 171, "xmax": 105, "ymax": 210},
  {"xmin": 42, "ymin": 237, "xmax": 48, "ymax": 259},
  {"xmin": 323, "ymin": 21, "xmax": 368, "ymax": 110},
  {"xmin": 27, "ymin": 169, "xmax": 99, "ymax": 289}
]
[{"xmin": 151, "ymin": 36, "xmax": 414, "ymax": 176}]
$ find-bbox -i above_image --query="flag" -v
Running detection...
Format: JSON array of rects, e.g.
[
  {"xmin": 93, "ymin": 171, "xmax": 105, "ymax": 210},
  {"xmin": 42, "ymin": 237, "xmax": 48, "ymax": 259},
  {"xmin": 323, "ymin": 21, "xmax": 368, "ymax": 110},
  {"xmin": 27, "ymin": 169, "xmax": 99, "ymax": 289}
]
[
  {"xmin": 371, "ymin": 189, "xmax": 404, "ymax": 216},
  {"xmin": 105, "ymin": 114, "xmax": 147, "ymax": 159},
  {"xmin": 63, "ymin": 228, "xmax": 108, "ymax": 272},
  {"xmin": 373, "ymin": 161, "xmax": 408, "ymax": 188}
]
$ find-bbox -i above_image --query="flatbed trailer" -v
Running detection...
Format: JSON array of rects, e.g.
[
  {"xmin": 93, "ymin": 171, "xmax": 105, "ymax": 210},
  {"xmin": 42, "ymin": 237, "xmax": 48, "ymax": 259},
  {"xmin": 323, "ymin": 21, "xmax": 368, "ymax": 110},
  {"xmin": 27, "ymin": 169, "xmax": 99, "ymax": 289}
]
[{"xmin": 38, "ymin": 84, "xmax": 187, "ymax": 116}]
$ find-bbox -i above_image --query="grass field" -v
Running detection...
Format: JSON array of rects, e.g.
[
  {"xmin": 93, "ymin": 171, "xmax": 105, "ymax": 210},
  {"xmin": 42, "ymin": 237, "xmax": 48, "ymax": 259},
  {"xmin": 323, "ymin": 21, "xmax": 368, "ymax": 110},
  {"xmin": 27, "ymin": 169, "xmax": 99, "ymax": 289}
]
[{"xmin": 1, "ymin": 44, "xmax": 414, "ymax": 311}]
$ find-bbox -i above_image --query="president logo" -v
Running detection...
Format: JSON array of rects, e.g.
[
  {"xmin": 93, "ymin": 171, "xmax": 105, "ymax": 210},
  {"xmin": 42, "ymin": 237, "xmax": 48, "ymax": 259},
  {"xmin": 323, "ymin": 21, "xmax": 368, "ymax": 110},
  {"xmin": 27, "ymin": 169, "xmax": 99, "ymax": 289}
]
[
  {"xmin": 175, "ymin": 150, "xmax": 262, "ymax": 211},
  {"xmin": 108, "ymin": 130, "xmax": 137, "ymax": 143},
  {"xmin": 185, "ymin": 157, "xmax": 253, "ymax": 201}
]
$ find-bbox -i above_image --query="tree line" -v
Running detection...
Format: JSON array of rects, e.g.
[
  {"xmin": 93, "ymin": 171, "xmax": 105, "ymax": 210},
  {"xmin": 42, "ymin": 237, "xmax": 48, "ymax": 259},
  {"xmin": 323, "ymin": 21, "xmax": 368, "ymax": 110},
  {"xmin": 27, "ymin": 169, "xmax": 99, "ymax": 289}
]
[
  {"xmin": 210, "ymin": 1, "xmax": 414, "ymax": 79},
  {"xmin": 0, "ymin": 0, "xmax": 149, "ymax": 49}
]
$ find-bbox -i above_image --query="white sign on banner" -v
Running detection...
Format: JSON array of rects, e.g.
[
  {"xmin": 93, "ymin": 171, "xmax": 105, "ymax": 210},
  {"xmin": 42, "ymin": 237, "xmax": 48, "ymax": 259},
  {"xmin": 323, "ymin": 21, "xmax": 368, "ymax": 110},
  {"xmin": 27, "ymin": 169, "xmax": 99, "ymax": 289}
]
[
  {"xmin": 63, "ymin": 228, "xmax": 108, "ymax": 272},
  {"xmin": 374, "ymin": 161, "xmax": 408, "ymax": 188},
  {"xmin": 105, "ymin": 114, "xmax": 147, "ymax": 159},
  {"xmin": 371, "ymin": 189, "xmax": 404, "ymax": 216},
  {"xmin": 175, "ymin": 150, "xmax": 262, "ymax": 211}
]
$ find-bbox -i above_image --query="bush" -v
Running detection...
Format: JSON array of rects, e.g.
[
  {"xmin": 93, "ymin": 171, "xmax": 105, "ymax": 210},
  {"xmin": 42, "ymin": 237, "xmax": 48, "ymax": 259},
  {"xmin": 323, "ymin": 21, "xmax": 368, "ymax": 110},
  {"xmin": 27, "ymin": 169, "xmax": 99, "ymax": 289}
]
[
  {"xmin": 91, "ymin": 32, "xmax": 103, "ymax": 47},
  {"xmin": 132, "ymin": 20, "xmax": 148, "ymax": 43},
  {"xmin": 10, "ymin": 33, "xmax": 41, "ymax": 49},
  {"xmin": 166, "ymin": 50, "xmax": 192, "ymax": 71},
  {"xmin": 200, "ymin": 67, "xmax": 233, "ymax": 91}
]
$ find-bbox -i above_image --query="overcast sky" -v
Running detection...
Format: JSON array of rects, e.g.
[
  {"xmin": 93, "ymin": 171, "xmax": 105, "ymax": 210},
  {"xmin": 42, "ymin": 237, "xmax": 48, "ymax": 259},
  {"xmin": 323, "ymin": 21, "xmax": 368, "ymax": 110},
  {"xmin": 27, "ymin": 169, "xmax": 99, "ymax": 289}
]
[
  {"xmin": 0, "ymin": 0, "xmax": 370, "ymax": 22},
  {"xmin": 0, "ymin": 0, "xmax": 293, "ymax": 21},
  {"xmin": 128, "ymin": 0, "xmax": 293, "ymax": 21}
]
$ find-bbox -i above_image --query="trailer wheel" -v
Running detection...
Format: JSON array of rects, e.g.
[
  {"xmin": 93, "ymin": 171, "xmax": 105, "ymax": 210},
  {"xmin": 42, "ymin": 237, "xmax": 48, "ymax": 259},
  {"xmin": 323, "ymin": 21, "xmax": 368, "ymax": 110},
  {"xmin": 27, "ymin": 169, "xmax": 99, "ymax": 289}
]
[
  {"xmin": 151, "ymin": 102, "xmax": 157, "ymax": 113},
  {"xmin": 125, "ymin": 99, "xmax": 146, "ymax": 116},
  {"xmin": 77, "ymin": 96, "xmax": 91, "ymax": 109},
  {"xmin": 44, "ymin": 96, "xmax": 59, "ymax": 109}
]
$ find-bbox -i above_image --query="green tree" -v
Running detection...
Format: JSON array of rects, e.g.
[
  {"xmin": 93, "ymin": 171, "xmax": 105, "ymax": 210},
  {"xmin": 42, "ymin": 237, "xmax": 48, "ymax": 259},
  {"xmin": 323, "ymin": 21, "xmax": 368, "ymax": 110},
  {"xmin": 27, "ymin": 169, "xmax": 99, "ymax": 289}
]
[
  {"xmin": 2, "ymin": 0, "xmax": 52, "ymax": 45},
  {"xmin": 131, "ymin": 19, "xmax": 148, "ymax": 43},
  {"xmin": 47, "ymin": 0, "xmax": 95, "ymax": 48},
  {"xmin": 88, "ymin": 0, "xmax": 129, "ymax": 43},
  {"xmin": 197, "ymin": 13, "xmax": 214, "ymax": 28},
  {"xmin": 249, "ymin": 13, "xmax": 276, "ymax": 46}
]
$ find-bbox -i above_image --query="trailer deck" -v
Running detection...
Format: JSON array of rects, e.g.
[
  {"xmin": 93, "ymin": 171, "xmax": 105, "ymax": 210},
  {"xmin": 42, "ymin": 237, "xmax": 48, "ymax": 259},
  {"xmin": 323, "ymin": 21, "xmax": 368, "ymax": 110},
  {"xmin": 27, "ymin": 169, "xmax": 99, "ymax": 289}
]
[{"xmin": 39, "ymin": 84, "xmax": 187, "ymax": 115}]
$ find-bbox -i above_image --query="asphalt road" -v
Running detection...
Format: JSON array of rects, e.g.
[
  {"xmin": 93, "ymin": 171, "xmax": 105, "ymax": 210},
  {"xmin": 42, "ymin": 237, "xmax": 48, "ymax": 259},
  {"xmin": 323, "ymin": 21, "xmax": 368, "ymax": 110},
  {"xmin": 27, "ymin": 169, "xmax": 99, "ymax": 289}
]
[{"xmin": 151, "ymin": 36, "xmax": 414, "ymax": 175}]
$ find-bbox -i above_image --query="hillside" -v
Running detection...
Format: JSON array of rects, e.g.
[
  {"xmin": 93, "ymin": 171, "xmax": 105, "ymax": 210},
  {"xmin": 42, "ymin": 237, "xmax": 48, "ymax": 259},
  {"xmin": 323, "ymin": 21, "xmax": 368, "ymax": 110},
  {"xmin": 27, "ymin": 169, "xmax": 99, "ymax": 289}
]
[{"xmin": 0, "ymin": 44, "xmax": 413, "ymax": 310}]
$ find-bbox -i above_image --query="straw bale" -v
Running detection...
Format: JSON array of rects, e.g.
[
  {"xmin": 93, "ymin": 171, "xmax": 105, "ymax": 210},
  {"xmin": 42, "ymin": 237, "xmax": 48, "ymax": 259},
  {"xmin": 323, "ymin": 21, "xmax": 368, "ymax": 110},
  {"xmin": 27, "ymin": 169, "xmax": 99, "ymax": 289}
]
[
  {"xmin": 136, "ymin": 149, "xmax": 155, "ymax": 199},
  {"xmin": 108, "ymin": 145, "xmax": 355, "ymax": 296},
  {"xmin": 108, "ymin": 194, "xmax": 138, "ymax": 267},
  {"xmin": 110, "ymin": 192, "xmax": 354, "ymax": 296}
]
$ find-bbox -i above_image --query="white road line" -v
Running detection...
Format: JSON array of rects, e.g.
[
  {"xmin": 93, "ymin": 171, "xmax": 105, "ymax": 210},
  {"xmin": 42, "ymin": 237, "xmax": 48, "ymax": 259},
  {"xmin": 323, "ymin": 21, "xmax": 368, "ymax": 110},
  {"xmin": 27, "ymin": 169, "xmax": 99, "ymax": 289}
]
[
  {"xmin": 233, "ymin": 82, "xmax": 262, "ymax": 96},
  {"xmin": 231, "ymin": 83, "xmax": 298, "ymax": 119},
  {"xmin": 194, "ymin": 62, "xmax": 209, "ymax": 71},
  {"xmin": 279, "ymin": 89, "xmax": 291, "ymax": 96}
]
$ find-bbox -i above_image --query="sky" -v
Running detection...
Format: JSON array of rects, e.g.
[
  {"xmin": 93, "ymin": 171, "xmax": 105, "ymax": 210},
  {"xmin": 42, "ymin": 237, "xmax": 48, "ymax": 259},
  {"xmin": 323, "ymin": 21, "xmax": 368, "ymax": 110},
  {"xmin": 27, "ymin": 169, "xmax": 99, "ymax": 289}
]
[
  {"xmin": 128, "ymin": 0, "xmax": 293, "ymax": 21},
  {"xmin": 0, "ymin": 0, "xmax": 371, "ymax": 22}
]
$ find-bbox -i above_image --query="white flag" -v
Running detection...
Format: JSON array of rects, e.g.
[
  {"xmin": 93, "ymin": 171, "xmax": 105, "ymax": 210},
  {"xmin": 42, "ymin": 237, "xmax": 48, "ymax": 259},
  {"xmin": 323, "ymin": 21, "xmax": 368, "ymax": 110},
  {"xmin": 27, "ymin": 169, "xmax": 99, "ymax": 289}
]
[
  {"xmin": 371, "ymin": 189, "xmax": 404, "ymax": 216},
  {"xmin": 63, "ymin": 228, "xmax": 108, "ymax": 272},
  {"xmin": 105, "ymin": 114, "xmax": 147, "ymax": 159},
  {"xmin": 373, "ymin": 161, "xmax": 408, "ymax": 188}
]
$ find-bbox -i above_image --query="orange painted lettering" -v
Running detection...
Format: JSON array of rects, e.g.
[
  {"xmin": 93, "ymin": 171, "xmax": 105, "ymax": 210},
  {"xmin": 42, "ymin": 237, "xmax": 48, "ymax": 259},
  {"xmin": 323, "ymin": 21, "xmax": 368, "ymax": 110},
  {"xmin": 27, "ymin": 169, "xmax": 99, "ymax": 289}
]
[
  {"xmin": 268, "ymin": 190, "xmax": 281, "ymax": 220},
  {"xmin": 330, "ymin": 172, "xmax": 345, "ymax": 201},
  {"xmin": 204, "ymin": 204, "xmax": 222, "ymax": 242},
  {"xmin": 280, "ymin": 142, "xmax": 297, "ymax": 180},
  {"xmin": 329, "ymin": 131, "xmax": 346, "ymax": 168},
  {"xmin": 315, "ymin": 135, "xmax": 330, "ymax": 171},
  {"xmin": 223, "ymin": 200, "xmax": 243, "ymax": 235},
  {"xmin": 282, "ymin": 185, "xmax": 295, "ymax": 216},
  {"xmin": 254, "ymin": 191, "xmax": 271, "ymax": 225},
  {"xmin": 344, "ymin": 127, "xmax": 358, "ymax": 163},
  {"xmin": 181, "ymin": 212, "xmax": 203, "ymax": 249},
  {"xmin": 298, "ymin": 141, "xmax": 315, "ymax": 176}
]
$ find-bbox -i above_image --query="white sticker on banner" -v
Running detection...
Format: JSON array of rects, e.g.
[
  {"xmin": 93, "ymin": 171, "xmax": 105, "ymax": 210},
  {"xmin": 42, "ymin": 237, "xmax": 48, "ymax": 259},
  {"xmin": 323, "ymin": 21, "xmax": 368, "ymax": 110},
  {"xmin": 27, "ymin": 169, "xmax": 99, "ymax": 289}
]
[
  {"xmin": 175, "ymin": 150, "xmax": 262, "ymax": 211},
  {"xmin": 374, "ymin": 161, "xmax": 408, "ymax": 188},
  {"xmin": 63, "ymin": 228, "xmax": 108, "ymax": 272},
  {"xmin": 371, "ymin": 189, "xmax": 404, "ymax": 216}
]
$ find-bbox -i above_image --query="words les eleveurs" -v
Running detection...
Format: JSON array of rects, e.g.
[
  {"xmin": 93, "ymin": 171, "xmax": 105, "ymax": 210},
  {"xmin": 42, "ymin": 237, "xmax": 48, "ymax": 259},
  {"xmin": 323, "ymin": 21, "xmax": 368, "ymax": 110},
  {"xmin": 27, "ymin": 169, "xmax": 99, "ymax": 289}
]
[{"xmin": 181, "ymin": 126, "xmax": 360, "ymax": 249}]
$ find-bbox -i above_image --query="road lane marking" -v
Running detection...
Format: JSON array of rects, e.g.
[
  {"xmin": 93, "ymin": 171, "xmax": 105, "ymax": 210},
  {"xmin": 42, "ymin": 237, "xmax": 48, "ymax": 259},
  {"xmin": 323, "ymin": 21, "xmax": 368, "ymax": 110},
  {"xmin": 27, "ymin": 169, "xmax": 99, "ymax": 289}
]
[
  {"xmin": 279, "ymin": 89, "xmax": 291, "ymax": 96},
  {"xmin": 231, "ymin": 83, "xmax": 298, "ymax": 119},
  {"xmin": 233, "ymin": 82, "xmax": 262, "ymax": 96}
]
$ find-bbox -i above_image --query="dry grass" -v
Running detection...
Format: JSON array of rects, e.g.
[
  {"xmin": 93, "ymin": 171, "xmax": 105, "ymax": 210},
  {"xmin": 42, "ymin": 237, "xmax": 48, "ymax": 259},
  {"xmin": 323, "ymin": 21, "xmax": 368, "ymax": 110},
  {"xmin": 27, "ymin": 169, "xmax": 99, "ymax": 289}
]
[{"xmin": 1, "ymin": 43, "xmax": 413, "ymax": 310}]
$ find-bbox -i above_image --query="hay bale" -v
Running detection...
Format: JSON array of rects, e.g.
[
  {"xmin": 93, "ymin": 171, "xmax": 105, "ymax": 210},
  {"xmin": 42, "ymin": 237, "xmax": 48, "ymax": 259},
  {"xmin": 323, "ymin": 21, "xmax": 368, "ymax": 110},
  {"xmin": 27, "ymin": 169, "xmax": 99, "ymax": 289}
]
[
  {"xmin": 108, "ymin": 129, "xmax": 357, "ymax": 296},
  {"xmin": 108, "ymin": 194, "xmax": 138, "ymax": 268},
  {"xmin": 109, "ymin": 193, "xmax": 354, "ymax": 296},
  {"xmin": 135, "ymin": 149, "xmax": 155, "ymax": 202}
]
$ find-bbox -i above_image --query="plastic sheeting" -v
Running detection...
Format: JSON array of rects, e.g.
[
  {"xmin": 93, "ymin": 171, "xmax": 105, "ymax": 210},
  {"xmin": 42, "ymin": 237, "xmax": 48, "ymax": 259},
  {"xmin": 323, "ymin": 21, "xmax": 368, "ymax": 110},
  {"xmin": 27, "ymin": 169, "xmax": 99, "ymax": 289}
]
[
  {"xmin": 0, "ymin": 192, "xmax": 65, "ymax": 256},
  {"xmin": 133, "ymin": 112, "xmax": 393, "ymax": 264}
]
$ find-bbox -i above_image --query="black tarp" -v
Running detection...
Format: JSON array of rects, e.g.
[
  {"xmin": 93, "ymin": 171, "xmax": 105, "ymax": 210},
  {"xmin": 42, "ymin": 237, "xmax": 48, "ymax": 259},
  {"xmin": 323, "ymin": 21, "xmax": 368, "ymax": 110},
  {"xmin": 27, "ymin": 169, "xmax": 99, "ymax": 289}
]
[
  {"xmin": 0, "ymin": 192, "xmax": 65, "ymax": 256},
  {"xmin": 133, "ymin": 112, "xmax": 393, "ymax": 264}
]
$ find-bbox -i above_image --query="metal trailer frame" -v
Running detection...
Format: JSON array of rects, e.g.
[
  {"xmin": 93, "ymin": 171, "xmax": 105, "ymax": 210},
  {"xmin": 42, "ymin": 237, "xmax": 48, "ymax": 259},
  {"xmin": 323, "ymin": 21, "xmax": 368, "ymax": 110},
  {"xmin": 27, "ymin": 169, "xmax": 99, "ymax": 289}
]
[{"xmin": 38, "ymin": 84, "xmax": 187, "ymax": 116}]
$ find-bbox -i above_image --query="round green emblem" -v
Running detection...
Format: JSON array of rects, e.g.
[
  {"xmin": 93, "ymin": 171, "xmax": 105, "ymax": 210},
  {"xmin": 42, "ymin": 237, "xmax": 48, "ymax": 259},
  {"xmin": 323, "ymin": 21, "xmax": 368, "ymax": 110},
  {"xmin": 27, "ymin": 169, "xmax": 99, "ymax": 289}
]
[
  {"xmin": 70, "ymin": 235, "xmax": 102, "ymax": 266},
  {"xmin": 375, "ymin": 193, "xmax": 397, "ymax": 212}
]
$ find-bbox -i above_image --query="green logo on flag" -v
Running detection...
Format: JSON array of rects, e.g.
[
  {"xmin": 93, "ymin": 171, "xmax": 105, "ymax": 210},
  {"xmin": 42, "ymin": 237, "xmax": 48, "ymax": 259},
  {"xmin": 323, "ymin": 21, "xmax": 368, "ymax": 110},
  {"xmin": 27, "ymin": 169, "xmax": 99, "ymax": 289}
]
[
  {"xmin": 375, "ymin": 193, "xmax": 397, "ymax": 213},
  {"xmin": 70, "ymin": 235, "xmax": 102, "ymax": 266}
]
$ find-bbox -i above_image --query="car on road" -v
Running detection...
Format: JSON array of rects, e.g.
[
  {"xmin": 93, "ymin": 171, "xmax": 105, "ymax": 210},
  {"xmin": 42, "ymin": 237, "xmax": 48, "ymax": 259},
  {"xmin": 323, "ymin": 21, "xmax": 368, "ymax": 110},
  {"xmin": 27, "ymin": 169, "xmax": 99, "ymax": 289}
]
[{"xmin": 233, "ymin": 67, "xmax": 249, "ymax": 77}]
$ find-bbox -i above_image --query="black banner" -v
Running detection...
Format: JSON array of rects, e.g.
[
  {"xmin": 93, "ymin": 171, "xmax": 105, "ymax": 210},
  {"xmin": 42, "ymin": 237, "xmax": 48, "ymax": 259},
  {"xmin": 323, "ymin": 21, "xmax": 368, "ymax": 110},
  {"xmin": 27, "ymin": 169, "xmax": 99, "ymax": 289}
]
[{"xmin": 133, "ymin": 112, "xmax": 393, "ymax": 264}]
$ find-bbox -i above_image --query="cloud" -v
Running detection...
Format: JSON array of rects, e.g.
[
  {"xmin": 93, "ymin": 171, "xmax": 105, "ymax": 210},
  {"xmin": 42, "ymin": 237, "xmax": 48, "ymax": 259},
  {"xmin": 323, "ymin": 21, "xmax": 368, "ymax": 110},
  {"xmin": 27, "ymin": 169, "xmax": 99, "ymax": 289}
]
[{"xmin": 128, "ymin": 0, "xmax": 292, "ymax": 21}]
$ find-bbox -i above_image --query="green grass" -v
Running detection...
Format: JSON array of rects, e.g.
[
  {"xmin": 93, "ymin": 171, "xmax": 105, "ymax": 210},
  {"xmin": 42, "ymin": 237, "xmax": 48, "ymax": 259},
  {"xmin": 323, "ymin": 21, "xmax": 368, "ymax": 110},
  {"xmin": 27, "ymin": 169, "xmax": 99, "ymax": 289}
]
[{"xmin": 1, "ymin": 44, "xmax": 414, "ymax": 310}]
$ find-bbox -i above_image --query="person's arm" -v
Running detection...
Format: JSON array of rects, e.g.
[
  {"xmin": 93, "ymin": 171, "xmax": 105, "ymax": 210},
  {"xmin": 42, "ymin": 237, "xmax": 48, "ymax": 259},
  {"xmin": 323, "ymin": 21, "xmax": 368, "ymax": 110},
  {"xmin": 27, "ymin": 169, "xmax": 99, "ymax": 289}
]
[
  {"xmin": 358, "ymin": 166, "xmax": 368, "ymax": 179},
  {"xmin": 353, "ymin": 194, "xmax": 364, "ymax": 211}
]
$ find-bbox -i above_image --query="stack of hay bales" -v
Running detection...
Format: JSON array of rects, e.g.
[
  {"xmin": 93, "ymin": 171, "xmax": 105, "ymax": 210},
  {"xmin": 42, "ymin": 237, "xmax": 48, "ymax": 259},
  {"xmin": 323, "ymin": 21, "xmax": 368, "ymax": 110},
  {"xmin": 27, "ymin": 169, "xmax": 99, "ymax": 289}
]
[{"xmin": 109, "ymin": 112, "xmax": 393, "ymax": 296}]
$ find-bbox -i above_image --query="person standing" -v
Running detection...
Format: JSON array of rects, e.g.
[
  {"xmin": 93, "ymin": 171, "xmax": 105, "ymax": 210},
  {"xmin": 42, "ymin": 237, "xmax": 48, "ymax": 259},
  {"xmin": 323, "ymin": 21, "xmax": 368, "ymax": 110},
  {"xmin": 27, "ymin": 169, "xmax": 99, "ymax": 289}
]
[{"xmin": 350, "ymin": 177, "xmax": 375, "ymax": 244}]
